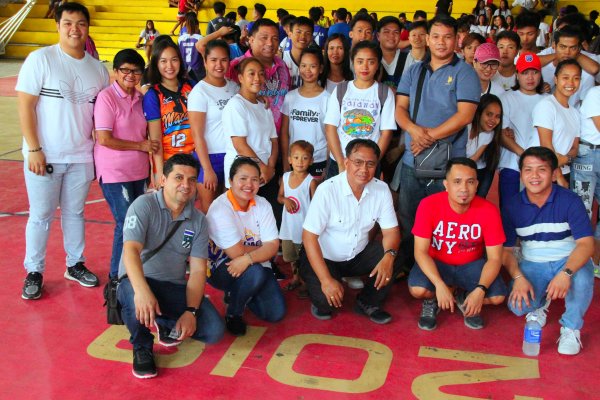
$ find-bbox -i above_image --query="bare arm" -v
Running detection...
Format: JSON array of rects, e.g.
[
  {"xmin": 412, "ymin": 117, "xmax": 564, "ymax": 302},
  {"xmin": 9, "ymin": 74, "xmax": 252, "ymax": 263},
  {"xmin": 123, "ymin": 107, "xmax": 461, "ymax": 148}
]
[
  {"xmin": 189, "ymin": 111, "xmax": 218, "ymax": 190},
  {"xmin": 96, "ymin": 130, "xmax": 158, "ymax": 152},
  {"xmin": 428, "ymin": 101, "xmax": 478, "ymax": 141},
  {"xmin": 195, "ymin": 26, "xmax": 234, "ymax": 58},
  {"xmin": 147, "ymin": 120, "xmax": 164, "ymax": 185},
  {"xmin": 395, "ymin": 94, "xmax": 435, "ymax": 151},
  {"xmin": 221, "ymin": 237, "xmax": 279, "ymax": 278},
  {"xmin": 546, "ymin": 236, "xmax": 594, "ymax": 300},
  {"xmin": 176, "ymin": 256, "xmax": 208, "ymax": 339},
  {"xmin": 370, "ymin": 227, "xmax": 401, "ymax": 289},
  {"xmin": 576, "ymin": 52, "xmax": 600, "ymax": 76},
  {"xmin": 469, "ymin": 143, "xmax": 489, "ymax": 162},
  {"xmin": 500, "ymin": 128, "xmax": 524, "ymax": 156},
  {"xmin": 18, "ymin": 91, "xmax": 46, "ymax": 175},
  {"xmin": 503, "ymin": 246, "xmax": 536, "ymax": 311},
  {"xmin": 325, "ymin": 123, "xmax": 345, "ymax": 172},
  {"xmin": 376, "ymin": 130, "xmax": 393, "ymax": 159},
  {"xmin": 280, "ymin": 114, "xmax": 291, "ymax": 172}
]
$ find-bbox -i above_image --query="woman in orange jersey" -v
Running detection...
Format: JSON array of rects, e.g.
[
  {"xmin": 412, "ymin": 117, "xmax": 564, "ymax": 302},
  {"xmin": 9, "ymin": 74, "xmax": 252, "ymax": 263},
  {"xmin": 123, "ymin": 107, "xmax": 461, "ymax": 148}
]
[{"xmin": 143, "ymin": 36, "xmax": 196, "ymax": 184}]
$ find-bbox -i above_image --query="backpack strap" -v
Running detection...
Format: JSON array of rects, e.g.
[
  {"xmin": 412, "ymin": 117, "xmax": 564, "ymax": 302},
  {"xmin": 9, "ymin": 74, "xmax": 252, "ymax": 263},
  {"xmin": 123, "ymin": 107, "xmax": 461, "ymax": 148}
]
[
  {"xmin": 393, "ymin": 51, "xmax": 409, "ymax": 82},
  {"xmin": 336, "ymin": 80, "xmax": 349, "ymax": 112},
  {"xmin": 377, "ymin": 82, "xmax": 389, "ymax": 113}
]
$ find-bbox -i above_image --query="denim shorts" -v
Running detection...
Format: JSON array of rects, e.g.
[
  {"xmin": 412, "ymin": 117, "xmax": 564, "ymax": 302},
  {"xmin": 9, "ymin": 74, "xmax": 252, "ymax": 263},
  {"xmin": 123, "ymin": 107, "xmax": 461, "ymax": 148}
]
[
  {"xmin": 193, "ymin": 152, "xmax": 225, "ymax": 184},
  {"xmin": 408, "ymin": 257, "xmax": 507, "ymax": 297}
]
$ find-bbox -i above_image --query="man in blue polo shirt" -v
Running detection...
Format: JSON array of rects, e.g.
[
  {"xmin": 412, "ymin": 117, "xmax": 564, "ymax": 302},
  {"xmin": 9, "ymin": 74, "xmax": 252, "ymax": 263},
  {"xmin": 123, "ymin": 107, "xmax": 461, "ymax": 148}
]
[
  {"xmin": 395, "ymin": 14, "xmax": 481, "ymax": 274},
  {"xmin": 328, "ymin": 8, "xmax": 350, "ymax": 39},
  {"xmin": 502, "ymin": 147, "xmax": 594, "ymax": 356}
]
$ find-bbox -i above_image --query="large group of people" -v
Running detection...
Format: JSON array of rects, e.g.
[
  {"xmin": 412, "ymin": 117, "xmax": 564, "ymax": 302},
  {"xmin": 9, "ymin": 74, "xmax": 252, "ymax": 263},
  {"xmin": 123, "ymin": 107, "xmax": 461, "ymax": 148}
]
[{"xmin": 16, "ymin": 0, "xmax": 600, "ymax": 379}]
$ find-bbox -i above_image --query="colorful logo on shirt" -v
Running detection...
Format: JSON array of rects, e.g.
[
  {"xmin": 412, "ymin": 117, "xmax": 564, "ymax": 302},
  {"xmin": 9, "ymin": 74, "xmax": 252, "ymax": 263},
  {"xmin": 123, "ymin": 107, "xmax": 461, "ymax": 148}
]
[
  {"xmin": 243, "ymin": 228, "xmax": 262, "ymax": 247},
  {"xmin": 182, "ymin": 229, "xmax": 194, "ymax": 249},
  {"xmin": 446, "ymin": 76, "xmax": 453, "ymax": 85},
  {"xmin": 287, "ymin": 196, "xmax": 300, "ymax": 214},
  {"xmin": 208, "ymin": 239, "xmax": 226, "ymax": 269},
  {"xmin": 342, "ymin": 109, "xmax": 375, "ymax": 137}
]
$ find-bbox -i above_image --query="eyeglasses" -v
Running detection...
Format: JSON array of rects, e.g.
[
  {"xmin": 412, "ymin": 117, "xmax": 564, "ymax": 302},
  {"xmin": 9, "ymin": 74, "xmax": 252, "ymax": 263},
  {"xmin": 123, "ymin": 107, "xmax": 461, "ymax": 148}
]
[
  {"xmin": 480, "ymin": 62, "xmax": 500, "ymax": 71},
  {"xmin": 348, "ymin": 158, "xmax": 377, "ymax": 169},
  {"xmin": 117, "ymin": 67, "xmax": 144, "ymax": 76}
]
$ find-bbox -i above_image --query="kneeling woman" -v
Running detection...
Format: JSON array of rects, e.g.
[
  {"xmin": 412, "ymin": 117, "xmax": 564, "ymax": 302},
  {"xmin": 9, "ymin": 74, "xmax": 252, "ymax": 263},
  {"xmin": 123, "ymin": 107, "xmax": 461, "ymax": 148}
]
[{"xmin": 206, "ymin": 157, "xmax": 286, "ymax": 336}]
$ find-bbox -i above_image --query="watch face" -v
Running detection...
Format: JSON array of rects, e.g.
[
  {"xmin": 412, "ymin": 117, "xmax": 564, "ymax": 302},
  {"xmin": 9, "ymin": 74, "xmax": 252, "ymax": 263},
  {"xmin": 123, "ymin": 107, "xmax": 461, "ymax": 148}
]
[{"xmin": 564, "ymin": 268, "xmax": 573, "ymax": 276}]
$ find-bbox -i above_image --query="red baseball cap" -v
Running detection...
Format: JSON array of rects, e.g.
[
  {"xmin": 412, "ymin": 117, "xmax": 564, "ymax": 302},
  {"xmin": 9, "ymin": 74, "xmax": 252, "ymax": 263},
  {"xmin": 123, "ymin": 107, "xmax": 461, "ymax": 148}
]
[{"xmin": 516, "ymin": 52, "xmax": 541, "ymax": 73}]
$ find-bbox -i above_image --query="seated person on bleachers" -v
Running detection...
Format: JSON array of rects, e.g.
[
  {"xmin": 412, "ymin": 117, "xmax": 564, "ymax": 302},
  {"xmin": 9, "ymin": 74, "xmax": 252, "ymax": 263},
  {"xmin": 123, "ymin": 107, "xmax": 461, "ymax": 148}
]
[
  {"xmin": 408, "ymin": 158, "xmax": 507, "ymax": 331},
  {"xmin": 502, "ymin": 146, "xmax": 594, "ymax": 356}
]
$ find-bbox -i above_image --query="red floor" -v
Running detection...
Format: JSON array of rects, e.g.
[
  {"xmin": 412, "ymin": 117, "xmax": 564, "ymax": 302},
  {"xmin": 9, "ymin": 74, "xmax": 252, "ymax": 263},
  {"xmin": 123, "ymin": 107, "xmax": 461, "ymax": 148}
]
[{"xmin": 1, "ymin": 158, "xmax": 599, "ymax": 399}]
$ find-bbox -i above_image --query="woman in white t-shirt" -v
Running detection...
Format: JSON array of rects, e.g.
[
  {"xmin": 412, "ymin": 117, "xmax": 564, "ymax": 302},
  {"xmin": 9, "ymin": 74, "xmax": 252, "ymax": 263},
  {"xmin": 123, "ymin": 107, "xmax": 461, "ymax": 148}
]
[
  {"xmin": 322, "ymin": 34, "xmax": 353, "ymax": 94},
  {"xmin": 206, "ymin": 157, "xmax": 285, "ymax": 336},
  {"xmin": 188, "ymin": 40, "xmax": 239, "ymax": 213},
  {"xmin": 466, "ymin": 94, "xmax": 503, "ymax": 198},
  {"xmin": 221, "ymin": 57, "xmax": 278, "ymax": 189},
  {"xmin": 498, "ymin": 52, "xmax": 548, "ymax": 206},
  {"xmin": 136, "ymin": 20, "xmax": 160, "ymax": 61},
  {"xmin": 532, "ymin": 59, "xmax": 582, "ymax": 188}
]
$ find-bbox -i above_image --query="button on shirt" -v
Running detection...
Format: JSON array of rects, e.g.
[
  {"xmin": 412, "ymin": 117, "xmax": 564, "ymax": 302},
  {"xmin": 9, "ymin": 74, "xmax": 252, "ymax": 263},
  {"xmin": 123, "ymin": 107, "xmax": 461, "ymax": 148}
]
[{"xmin": 303, "ymin": 172, "xmax": 398, "ymax": 262}]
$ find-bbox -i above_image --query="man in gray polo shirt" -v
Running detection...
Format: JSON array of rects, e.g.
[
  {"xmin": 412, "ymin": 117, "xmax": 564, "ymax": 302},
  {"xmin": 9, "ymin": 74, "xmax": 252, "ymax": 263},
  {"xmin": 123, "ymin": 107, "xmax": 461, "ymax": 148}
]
[
  {"xmin": 117, "ymin": 154, "xmax": 224, "ymax": 379},
  {"xmin": 394, "ymin": 14, "xmax": 481, "ymax": 274}
]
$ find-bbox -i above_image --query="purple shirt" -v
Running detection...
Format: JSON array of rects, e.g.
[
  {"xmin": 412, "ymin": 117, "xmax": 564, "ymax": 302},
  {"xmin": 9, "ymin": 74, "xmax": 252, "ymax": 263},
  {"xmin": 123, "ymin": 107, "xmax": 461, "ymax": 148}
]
[{"xmin": 93, "ymin": 81, "xmax": 149, "ymax": 183}]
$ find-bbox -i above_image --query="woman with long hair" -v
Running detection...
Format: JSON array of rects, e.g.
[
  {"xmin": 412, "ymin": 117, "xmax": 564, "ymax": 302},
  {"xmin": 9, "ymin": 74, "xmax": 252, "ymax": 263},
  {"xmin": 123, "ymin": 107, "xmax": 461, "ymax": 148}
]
[
  {"xmin": 143, "ymin": 36, "xmax": 195, "ymax": 184},
  {"xmin": 136, "ymin": 20, "xmax": 160, "ymax": 61},
  {"xmin": 322, "ymin": 33, "xmax": 353, "ymax": 94}
]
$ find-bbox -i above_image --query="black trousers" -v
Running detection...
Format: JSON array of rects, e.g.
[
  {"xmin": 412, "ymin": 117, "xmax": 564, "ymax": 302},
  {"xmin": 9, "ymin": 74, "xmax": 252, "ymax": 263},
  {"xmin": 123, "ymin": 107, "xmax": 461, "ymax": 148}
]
[{"xmin": 299, "ymin": 241, "xmax": 399, "ymax": 313}]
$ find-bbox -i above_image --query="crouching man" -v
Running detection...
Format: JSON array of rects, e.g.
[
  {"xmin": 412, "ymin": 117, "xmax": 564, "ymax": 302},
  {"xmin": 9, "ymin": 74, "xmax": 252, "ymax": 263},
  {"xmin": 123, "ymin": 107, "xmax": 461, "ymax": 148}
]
[{"xmin": 118, "ymin": 154, "xmax": 224, "ymax": 378}]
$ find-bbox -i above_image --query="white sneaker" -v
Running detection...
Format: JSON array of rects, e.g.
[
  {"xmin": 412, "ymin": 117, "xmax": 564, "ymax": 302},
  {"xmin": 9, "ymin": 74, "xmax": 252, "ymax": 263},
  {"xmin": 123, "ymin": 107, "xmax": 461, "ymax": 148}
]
[
  {"xmin": 557, "ymin": 327, "xmax": 582, "ymax": 355},
  {"xmin": 525, "ymin": 298, "xmax": 551, "ymax": 328},
  {"xmin": 342, "ymin": 276, "xmax": 364, "ymax": 289}
]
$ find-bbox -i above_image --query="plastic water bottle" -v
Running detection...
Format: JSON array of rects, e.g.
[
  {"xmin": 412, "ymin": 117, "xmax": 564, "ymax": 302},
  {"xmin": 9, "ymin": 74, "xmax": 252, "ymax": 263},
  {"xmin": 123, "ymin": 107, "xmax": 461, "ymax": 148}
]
[{"xmin": 522, "ymin": 318, "xmax": 542, "ymax": 356}]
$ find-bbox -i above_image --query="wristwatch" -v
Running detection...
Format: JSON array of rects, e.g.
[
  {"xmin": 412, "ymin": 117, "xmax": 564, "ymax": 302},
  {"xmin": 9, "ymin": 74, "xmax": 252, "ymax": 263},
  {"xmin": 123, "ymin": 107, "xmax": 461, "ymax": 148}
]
[
  {"xmin": 384, "ymin": 249, "xmax": 398, "ymax": 258},
  {"xmin": 475, "ymin": 284, "xmax": 489, "ymax": 295},
  {"xmin": 184, "ymin": 306, "xmax": 198, "ymax": 316},
  {"xmin": 562, "ymin": 268, "xmax": 574, "ymax": 278}
]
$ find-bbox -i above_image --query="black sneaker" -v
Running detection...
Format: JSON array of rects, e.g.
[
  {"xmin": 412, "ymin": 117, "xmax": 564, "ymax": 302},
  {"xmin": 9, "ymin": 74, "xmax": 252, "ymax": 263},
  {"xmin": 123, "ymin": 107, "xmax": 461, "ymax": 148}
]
[
  {"xmin": 64, "ymin": 262, "xmax": 99, "ymax": 287},
  {"xmin": 310, "ymin": 304, "xmax": 332, "ymax": 320},
  {"xmin": 22, "ymin": 272, "xmax": 43, "ymax": 300},
  {"xmin": 154, "ymin": 321, "xmax": 182, "ymax": 347},
  {"xmin": 270, "ymin": 260, "xmax": 287, "ymax": 281},
  {"xmin": 354, "ymin": 298, "xmax": 392, "ymax": 324},
  {"xmin": 225, "ymin": 315, "xmax": 247, "ymax": 336},
  {"xmin": 418, "ymin": 298, "xmax": 439, "ymax": 330},
  {"xmin": 132, "ymin": 348, "xmax": 157, "ymax": 379},
  {"xmin": 455, "ymin": 290, "xmax": 484, "ymax": 330}
]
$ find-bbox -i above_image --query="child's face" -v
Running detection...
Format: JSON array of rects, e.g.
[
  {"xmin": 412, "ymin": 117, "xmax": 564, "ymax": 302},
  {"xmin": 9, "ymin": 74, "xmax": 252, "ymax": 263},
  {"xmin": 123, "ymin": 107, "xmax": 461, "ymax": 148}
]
[
  {"xmin": 299, "ymin": 53, "xmax": 322, "ymax": 83},
  {"xmin": 353, "ymin": 48, "xmax": 378, "ymax": 82},
  {"xmin": 291, "ymin": 24, "xmax": 313, "ymax": 50},
  {"xmin": 349, "ymin": 21, "xmax": 373, "ymax": 44},
  {"xmin": 288, "ymin": 148, "xmax": 313, "ymax": 173}
]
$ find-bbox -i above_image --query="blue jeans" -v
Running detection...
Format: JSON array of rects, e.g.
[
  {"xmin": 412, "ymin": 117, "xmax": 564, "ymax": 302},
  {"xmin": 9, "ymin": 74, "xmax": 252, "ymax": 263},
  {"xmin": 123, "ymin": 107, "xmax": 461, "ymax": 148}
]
[
  {"xmin": 507, "ymin": 257, "xmax": 594, "ymax": 330},
  {"xmin": 397, "ymin": 163, "xmax": 445, "ymax": 269},
  {"xmin": 118, "ymin": 277, "xmax": 224, "ymax": 350},
  {"xmin": 572, "ymin": 143, "xmax": 600, "ymax": 239},
  {"xmin": 24, "ymin": 162, "xmax": 94, "ymax": 272},
  {"xmin": 99, "ymin": 178, "xmax": 147, "ymax": 278},
  {"xmin": 498, "ymin": 168, "xmax": 520, "ymax": 209},
  {"xmin": 208, "ymin": 261, "xmax": 286, "ymax": 322}
]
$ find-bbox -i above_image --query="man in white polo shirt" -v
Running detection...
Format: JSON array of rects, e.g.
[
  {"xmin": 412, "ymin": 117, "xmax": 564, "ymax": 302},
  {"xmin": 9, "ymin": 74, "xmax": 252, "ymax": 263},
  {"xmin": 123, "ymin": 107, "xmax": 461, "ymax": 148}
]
[{"xmin": 299, "ymin": 139, "xmax": 401, "ymax": 324}]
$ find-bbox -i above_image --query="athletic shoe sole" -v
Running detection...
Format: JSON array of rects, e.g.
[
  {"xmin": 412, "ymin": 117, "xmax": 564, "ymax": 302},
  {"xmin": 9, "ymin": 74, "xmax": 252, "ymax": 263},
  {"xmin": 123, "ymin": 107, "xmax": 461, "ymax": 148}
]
[
  {"xmin": 154, "ymin": 321, "xmax": 182, "ymax": 347},
  {"xmin": 63, "ymin": 271, "xmax": 98, "ymax": 287},
  {"xmin": 22, "ymin": 281, "xmax": 43, "ymax": 300},
  {"xmin": 132, "ymin": 369, "xmax": 157, "ymax": 379}
]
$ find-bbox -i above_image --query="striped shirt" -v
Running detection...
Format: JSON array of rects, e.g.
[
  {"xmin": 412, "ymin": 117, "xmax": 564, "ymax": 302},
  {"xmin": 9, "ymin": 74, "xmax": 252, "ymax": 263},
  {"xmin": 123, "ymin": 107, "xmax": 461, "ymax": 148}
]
[{"xmin": 501, "ymin": 185, "xmax": 592, "ymax": 262}]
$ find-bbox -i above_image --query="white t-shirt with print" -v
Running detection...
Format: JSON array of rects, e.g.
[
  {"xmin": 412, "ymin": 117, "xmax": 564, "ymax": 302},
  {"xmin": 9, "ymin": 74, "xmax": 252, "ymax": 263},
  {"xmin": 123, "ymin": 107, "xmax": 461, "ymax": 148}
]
[
  {"xmin": 282, "ymin": 50, "xmax": 302, "ymax": 90},
  {"xmin": 281, "ymin": 89, "xmax": 329, "ymax": 163},
  {"xmin": 491, "ymin": 72, "xmax": 516, "ymax": 91},
  {"xmin": 466, "ymin": 123, "xmax": 495, "ymax": 169},
  {"xmin": 188, "ymin": 79, "xmax": 239, "ymax": 154},
  {"xmin": 499, "ymin": 90, "xmax": 548, "ymax": 171},
  {"xmin": 207, "ymin": 193, "xmax": 278, "ymax": 269},
  {"xmin": 580, "ymin": 86, "xmax": 600, "ymax": 144},
  {"xmin": 15, "ymin": 44, "xmax": 109, "ymax": 163},
  {"xmin": 531, "ymin": 95, "xmax": 580, "ymax": 174},
  {"xmin": 222, "ymin": 94, "xmax": 278, "ymax": 187},
  {"xmin": 323, "ymin": 81, "xmax": 396, "ymax": 162}
]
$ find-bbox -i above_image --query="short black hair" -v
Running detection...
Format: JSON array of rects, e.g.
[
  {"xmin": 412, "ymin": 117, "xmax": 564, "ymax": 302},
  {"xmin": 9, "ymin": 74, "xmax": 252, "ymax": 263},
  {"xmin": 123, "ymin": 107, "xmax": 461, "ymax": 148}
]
[
  {"xmin": 292, "ymin": 16, "xmax": 314, "ymax": 32},
  {"xmin": 555, "ymin": 58, "xmax": 582, "ymax": 77},
  {"xmin": 238, "ymin": 6, "xmax": 248, "ymax": 18},
  {"xmin": 229, "ymin": 156, "xmax": 260, "ymax": 180},
  {"xmin": 553, "ymin": 25, "xmax": 583, "ymax": 46},
  {"xmin": 445, "ymin": 157, "xmax": 477, "ymax": 177},
  {"xmin": 495, "ymin": 30, "xmax": 520, "ymax": 48},
  {"xmin": 254, "ymin": 3, "xmax": 266, "ymax": 18},
  {"xmin": 515, "ymin": 10, "xmax": 540, "ymax": 30},
  {"xmin": 113, "ymin": 48, "xmax": 145, "ymax": 70},
  {"xmin": 345, "ymin": 139, "xmax": 381, "ymax": 159},
  {"xmin": 409, "ymin": 20, "xmax": 428, "ymax": 32},
  {"xmin": 55, "ymin": 2, "xmax": 90, "ymax": 24},
  {"xmin": 205, "ymin": 39, "xmax": 230, "ymax": 59},
  {"xmin": 281, "ymin": 15, "xmax": 295, "ymax": 28},
  {"xmin": 336, "ymin": 8, "xmax": 348, "ymax": 21},
  {"xmin": 428, "ymin": 14, "xmax": 457, "ymax": 34},
  {"xmin": 309, "ymin": 7, "xmax": 321, "ymax": 23},
  {"xmin": 213, "ymin": 1, "xmax": 226, "ymax": 15},
  {"xmin": 350, "ymin": 40, "xmax": 382, "ymax": 63},
  {"xmin": 518, "ymin": 146, "xmax": 558, "ymax": 171},
  {"xmin": 414, "ymin": 10, "xmax": 427, "ymax": 20},
  {"xmin": 276, "ymin": 8, "xmax": 289, "ymax": 19},
  {"xmin": 249, "ymin": 18, "xmax": 278, "ymax": 36},
  {"xmin": 350, "ymin": 13, "xmax": 376, "ymax": 31},
  {"xmin": 378, "ymin": 16, "xmax": 402, "ymax": 31},
  {"xmin": 164, "ymin": 154, "xmax": 200, "ymax": 177}
]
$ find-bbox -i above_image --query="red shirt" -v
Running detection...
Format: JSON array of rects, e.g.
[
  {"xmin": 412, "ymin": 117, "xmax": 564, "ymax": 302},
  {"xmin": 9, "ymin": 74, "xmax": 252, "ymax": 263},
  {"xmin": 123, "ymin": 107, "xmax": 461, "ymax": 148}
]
[{"xmin": 412, "ymin": 192, "xmax": 505, "ymax": 265}]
